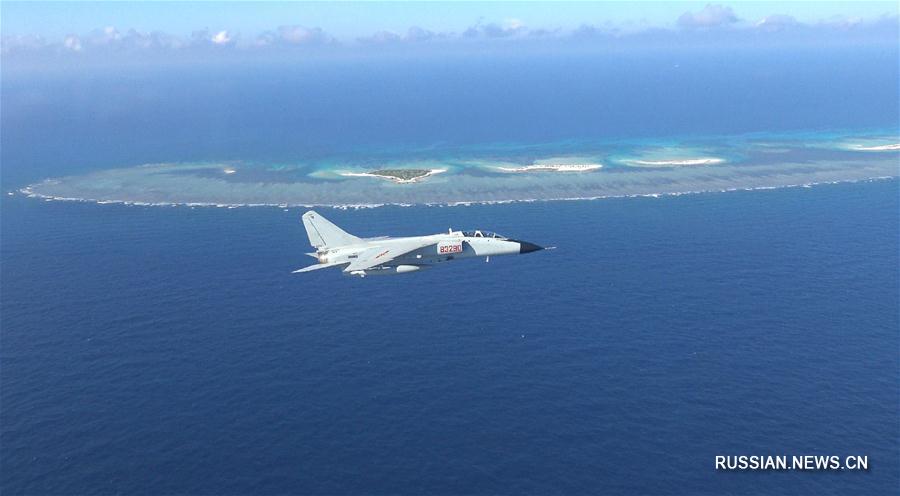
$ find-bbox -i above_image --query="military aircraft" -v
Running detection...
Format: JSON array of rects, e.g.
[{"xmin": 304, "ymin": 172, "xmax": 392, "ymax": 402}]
[{"xmin": 294, "ymin": 210, "xmax": 546, "ymax": 277}]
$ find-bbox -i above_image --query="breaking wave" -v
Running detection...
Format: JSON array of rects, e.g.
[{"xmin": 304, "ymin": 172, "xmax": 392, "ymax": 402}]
[{"xmin": 16, "ymin": 177, "xmax": 898, "ymax": 211}]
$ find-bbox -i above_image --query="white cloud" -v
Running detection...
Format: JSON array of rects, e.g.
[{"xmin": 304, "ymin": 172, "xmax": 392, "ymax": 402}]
[
  {"xmin": 821, "ymin": 15, "xmax": 864, "ymax": 30},
  {"xmin": 755, "ymin": 15, "xmax": 799, "ymax": 32},
  {"xmin": 188, "ymin": 28, "xmax": 238, "ymax": 48},
  {"xmin": 63, "ymin": 34, "xmax": 82, "ymax": 52},
  {"xmin": 406, "ymin": 26, "xmax": 437, "ymax": 42},
  {"xmin": 100, "ymin": 26, "xmax": 122, "ymax": 42},
  {"xmin": 357, "ymin": 30, "xmax": 403, "ymax": 44},
  {"xmin": 0, "ymin": 34, "xmax": 47, "ymax": 54},
  {"xmin": 505, "ymin": 18, "xmax": 525, "ymax": 31},
  {"xmin": 2, "ymin": 11, "xmax": 897, "ymax": 60},
  {"xmin": 464, "ymin": 18, "xmax": 528, "ymax": 38},
  {"xmin": 677, "ymin": 4, "xmax": 739, "ymax": 28},
  {"xmin": 279, "ymin": 26, "xmax": 333, "ymax": 45},
  {"xmin": 255, "ymin": 26, "xmax": 334, "ymax": 47},
  {"xmin": 357, "ymin": 26, "xmax": 439, "ymax": 45},
  {"xmin": 211, "ymin": 30, "xmax": 233, "ymax": 45}
]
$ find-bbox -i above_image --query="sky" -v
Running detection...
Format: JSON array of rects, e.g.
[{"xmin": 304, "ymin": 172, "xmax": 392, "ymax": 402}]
[
  {"xmin": 2, "ymin": 1, "xmax": 897, "ymax": 58},
  {"xmin": 2, "ymin": 2, "xmax": 894, "ymax": 38}
]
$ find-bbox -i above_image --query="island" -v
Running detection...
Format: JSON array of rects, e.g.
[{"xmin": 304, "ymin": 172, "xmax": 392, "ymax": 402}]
[
  {"xmin": 623, "ymin": 157, "xmax": 726, "ymax": 167},
  {"xmin": 850, "ymin": 143, "xmax": 900, "ymax": 152},
  {"xmin": 495, "ymin": 164, "xmax": 602, "ymax": 173},
  {"xmin": 13, "ymin": 130, "xmax": 899, "ymax": 208},
  {"xmin": 339, "ymin": 168, "xmax": 446, "ymax": 183}
]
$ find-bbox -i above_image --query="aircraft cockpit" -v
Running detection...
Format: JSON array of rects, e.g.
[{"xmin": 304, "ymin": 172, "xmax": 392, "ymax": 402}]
[{"xmin": 461, "ymin": 230, "xmax": 507, "ymax": 239}]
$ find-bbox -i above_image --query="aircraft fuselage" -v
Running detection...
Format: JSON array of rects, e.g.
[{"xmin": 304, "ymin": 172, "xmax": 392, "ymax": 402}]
[
  {"xmin": 295, "ymin": 210, "xmax": 545, "ymax": 277},
  {"xmin": 319, "ymin": 233, "xmax": 540, "ymax": 276}
]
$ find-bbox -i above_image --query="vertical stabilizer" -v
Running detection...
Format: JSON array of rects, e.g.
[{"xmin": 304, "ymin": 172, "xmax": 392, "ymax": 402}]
[{"xmin": 302, "ymin": 211, "xmax": 361, "ymax": 249}]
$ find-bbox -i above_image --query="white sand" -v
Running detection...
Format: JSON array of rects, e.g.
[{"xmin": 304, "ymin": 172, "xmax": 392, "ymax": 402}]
[
  {"xmin": 496, "ymin": 164, "xmax": 603, "ymax": 173},
  {"xmin": 850, "ymin": 143, "xmax": 900, "ymax": 152},
  {"xmin": 624, "ymin": 157, "xmax": 725, "ymax": 167}
]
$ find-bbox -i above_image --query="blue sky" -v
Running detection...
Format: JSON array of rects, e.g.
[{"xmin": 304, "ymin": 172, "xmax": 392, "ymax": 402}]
[
  {"xmin": 2, "ymin": 1, "xmax": 897, "ymax": 58},
  {"xmin": 4, "ymin": 1, "xmax": 897, "ymax": 38}
]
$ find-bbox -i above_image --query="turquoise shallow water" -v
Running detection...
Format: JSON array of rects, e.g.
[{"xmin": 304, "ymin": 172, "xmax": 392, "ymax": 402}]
[{"xmin": 17, "ymin": 130, "xmax": 900, "ymax": 207}]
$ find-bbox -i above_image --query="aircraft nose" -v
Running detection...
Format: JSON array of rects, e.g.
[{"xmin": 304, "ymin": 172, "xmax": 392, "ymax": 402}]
[{"xmin": 518, "ymin": 240, "xmax": 543, "ymax": 254}]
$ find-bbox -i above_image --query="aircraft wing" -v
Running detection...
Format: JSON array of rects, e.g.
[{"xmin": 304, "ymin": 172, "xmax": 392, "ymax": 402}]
[
  {"xmin": 292, "ymin": 260, "xmax": 347, "ymax": 273},
  {"xmin": 343, "ymin": 240, "xmax": 435, "ymax": 273}
]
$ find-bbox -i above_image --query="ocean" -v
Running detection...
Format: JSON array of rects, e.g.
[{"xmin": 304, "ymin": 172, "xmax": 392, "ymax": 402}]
[
  {"xmin": 2, "ymin": 180, "xmax": 898, "ymax": 494},
  {"xmin": 3, "ymin": 47, "xmax": 898, "ymax": 188},
  {"xmin": 2, "ymin": 45, "xmax": 899, "ymax": 494}
]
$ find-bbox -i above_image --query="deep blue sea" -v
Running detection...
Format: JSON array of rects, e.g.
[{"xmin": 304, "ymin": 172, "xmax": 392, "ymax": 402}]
[
  {"xmin": 3, "ymin": 47, "xmax": 899, "ymax": 188},
  {"xmin": 2, "ymin": 180, "xmax": 898, "ymax": 494},
  {"xmin": 2, "ymin": 46, "xmax": 899, "ymax": 494}
]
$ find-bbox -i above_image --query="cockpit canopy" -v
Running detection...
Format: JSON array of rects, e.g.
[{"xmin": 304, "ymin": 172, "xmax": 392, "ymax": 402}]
[{"xmin": 461, "ymin": 230, "xmax": 506, "ymax": 239}]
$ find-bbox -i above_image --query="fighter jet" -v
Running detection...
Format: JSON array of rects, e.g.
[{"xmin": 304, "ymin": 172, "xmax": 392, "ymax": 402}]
[{"xmin": 294, "ymin": 210, "xmax": 546, "ymax": 277}]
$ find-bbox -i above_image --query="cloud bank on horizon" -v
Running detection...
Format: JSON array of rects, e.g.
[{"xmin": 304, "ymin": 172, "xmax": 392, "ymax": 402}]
[{"xmin": 2, "ymin": 3, "xmax": 897, "ymax": 60}]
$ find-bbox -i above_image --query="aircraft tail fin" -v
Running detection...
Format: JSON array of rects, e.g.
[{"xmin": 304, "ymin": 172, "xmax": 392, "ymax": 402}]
[{"xmin": 302, "ymin": 211, "xmax": 361, "ymax": 250}]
